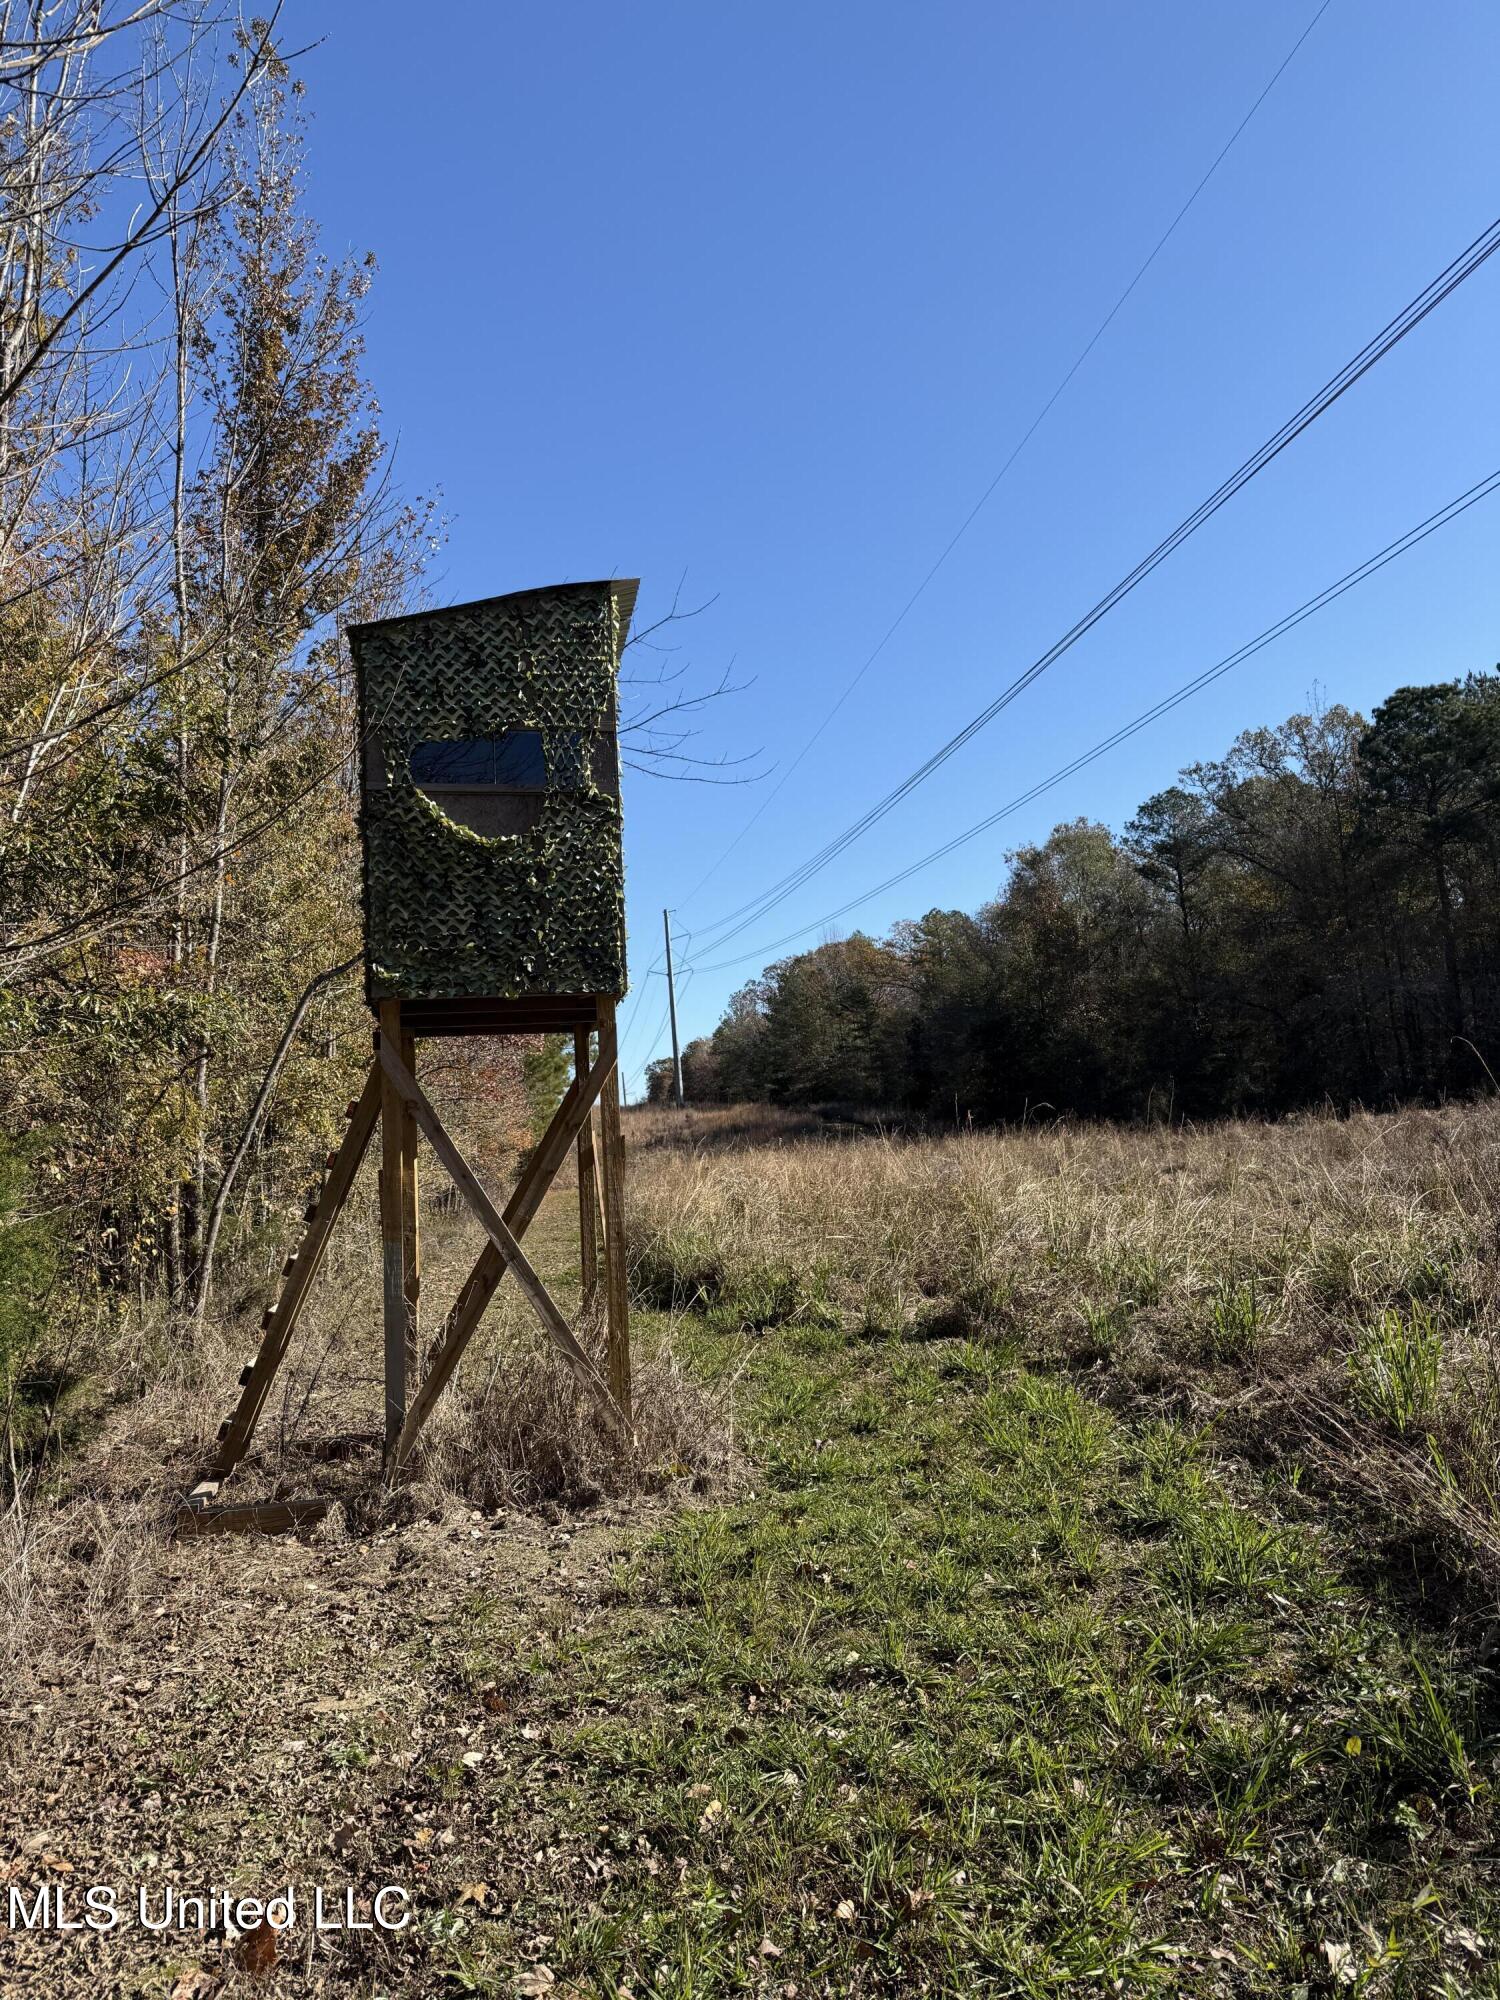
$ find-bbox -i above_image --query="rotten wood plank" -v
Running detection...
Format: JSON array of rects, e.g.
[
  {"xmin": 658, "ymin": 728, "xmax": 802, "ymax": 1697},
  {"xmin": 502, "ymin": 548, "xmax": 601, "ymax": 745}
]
[{"xmin": 175, "ymin": 1495, "xmax": 333, "ymax": 1539}]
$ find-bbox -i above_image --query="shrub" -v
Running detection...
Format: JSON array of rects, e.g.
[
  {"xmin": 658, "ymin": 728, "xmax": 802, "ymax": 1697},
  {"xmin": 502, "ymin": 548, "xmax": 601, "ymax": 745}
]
[
  {"xmin": 1203, "ymin": 1276, "xmax": 1269, "ymax": 1360},
  {"xmin": 1347, "ymin": 1303, "xmax": 1444, "ymax": 1435},
  {"xmin": 0, "ymin": 1132, "xmax": 61, "ymax": 1486}
]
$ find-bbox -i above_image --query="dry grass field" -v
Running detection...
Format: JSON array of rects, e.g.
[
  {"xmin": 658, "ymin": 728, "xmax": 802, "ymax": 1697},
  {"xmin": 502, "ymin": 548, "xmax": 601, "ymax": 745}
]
[
  {"xmin": 4, "ymin": 1100, "xmax": 1500, "ymax": 1997},
  {"xmin": 629, "ymin": 1097, "xmax": 1500, "ymax": 1586}
]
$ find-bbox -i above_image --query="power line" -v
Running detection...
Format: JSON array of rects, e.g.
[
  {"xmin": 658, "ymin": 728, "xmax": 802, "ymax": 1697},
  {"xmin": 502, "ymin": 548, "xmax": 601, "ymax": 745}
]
[
  {"xmin": 675, "ymin": 0, "xmax": 1334, "ymax": 913},
  {"xmin": 685, "ymin": 209, "xmax": 1500, "ymax": 963},
  {"xmin": 689, "ymin": 463, "xmax": 1500, "ymax": 976},
  {"xmin": 614, "ymin": 949, "xmax": 664, "ymax": 1064},
  {"xmin": 628, "ymin": 971, "xmax": 695, "ymax": 1097},
  {"xmin": 662, "ymin": 909, "xmax": 685, "ymax": 1107},
  {"xmin": 631, "ymin": 995, "xmax": 675, "ymax": 1090},
  {"xmin": 615, "ymin": 913, "xmax": 698, "ymax": 1081}
]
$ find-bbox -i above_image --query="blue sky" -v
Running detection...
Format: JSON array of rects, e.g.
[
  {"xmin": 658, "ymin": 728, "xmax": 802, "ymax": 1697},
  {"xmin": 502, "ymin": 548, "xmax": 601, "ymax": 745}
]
[{"xmin": 298, "ymin": 1, "xmax": 1500, "ymax": 1094}]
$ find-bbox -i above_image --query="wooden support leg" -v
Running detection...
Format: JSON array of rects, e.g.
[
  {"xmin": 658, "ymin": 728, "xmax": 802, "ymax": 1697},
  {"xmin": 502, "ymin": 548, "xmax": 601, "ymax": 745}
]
[
  {"xmin": 400, "ymin": 1021, "xmax": 421, "ymax": 1380},
  {"xmin": 393, "ymin": 1039, "xmax": 619, "ymax": 1466},
  {"xmin": 377, "ymin": 1034, "xmax": 625, "ymax": 1433},
  {"xmin": 596, "ymin": 998, "xmax": 633, "ymax": 1422},
  {"xmin": 192, "ymin": 1061, "xmax": 381, "ymax": 1497},
  {"xmin": 378, "ymin": 999, "xmax": 410, "ymax": 1461},
  {"xmin": 574, "ymin": 1028, "xmax": 601, "ymax": 1313}
]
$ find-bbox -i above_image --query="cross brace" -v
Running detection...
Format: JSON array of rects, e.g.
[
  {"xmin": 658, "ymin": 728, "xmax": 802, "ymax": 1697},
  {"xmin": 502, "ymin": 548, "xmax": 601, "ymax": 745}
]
[{"xmin": 177, "ymin": 998, "xmax": 631, "ymax": 1535}]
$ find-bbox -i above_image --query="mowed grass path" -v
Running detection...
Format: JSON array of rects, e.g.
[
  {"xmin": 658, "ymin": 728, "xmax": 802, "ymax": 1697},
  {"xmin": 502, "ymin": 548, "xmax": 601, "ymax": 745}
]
[{"xmin": 449, "ymin": 1295, "xmax": 1498, "ymax": 1999}]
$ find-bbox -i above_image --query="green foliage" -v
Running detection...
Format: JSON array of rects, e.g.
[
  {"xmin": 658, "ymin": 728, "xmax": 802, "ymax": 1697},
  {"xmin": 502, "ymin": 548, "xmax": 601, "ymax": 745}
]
[
  {"xmin": 1348, "ymin": 1303, "xmax": 1444, "ymax": 1434},
  {"xmin": 0, "ymin": 1134, "xmax": 56, "ymax": 1376},
  {"xmin": 461, "ymin": 1273, "xmax": 1500, "ymax": 1996},
  {"xmin": 0, "ymin": 1131, "xmax": 60, "ymax": 1471},
  {"xmin": 521, "ymin": 1034, "xmax": 571, "ymax": 1145},
  {"xmin": 0, "ymin": 48, "xmax": 427, "ymax": 1313},
  {"xmin": 1203, "ymin": 1275, "xmax": 1270, "ymax": 1360},
  {"xmin": 631, "ymin": 1227, "xmax": 838, "ymax": 1333}
]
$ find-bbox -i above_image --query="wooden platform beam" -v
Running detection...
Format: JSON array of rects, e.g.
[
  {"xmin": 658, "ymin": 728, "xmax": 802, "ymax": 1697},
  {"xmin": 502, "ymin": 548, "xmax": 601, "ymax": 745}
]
[
  {"xmin": 176, "ymin": 1494, "xmax": 333, "ymax": 1539},
  {"xmin": 378, "ymin": 998, "xmax": 411, "ymax": 1458},
  {"xmin": 180, "ymin": 991, "xmax": 635, "ymax": 1536},
  {"xmin": 575, "ymin": 1027, "xmax": 601, "ymax": 1314},
  {"xmin": 393, "ymin": 994, "xmax": 601, "ymax": 1038},
  {"xmin": 400, "ymin": 1018, "xmax": 422, "ymax": 1386}
]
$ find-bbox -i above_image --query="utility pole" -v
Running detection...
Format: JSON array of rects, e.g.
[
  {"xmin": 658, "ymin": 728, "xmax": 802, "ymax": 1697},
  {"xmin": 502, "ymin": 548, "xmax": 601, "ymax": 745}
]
[{"xmin": 662, "ymin": 907, "xmax": 684, "ymax": 1108}]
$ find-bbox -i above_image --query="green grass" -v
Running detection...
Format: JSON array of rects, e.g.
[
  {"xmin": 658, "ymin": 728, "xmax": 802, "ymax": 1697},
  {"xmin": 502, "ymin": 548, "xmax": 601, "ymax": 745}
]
[
  {"xmin": 1348, "ymin": 1303, "xmax": 1445, "ymax": 1435},
  {"xmin": 436, "ymin": 1304, "xmax": 1500, "ymax": 1999}
]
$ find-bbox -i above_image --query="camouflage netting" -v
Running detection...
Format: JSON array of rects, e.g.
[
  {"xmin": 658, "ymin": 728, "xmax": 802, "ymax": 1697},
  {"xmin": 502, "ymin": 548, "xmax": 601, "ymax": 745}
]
[{"xmin": 349, "ymin": 581, "xmax": 630, "ymax": 1001}]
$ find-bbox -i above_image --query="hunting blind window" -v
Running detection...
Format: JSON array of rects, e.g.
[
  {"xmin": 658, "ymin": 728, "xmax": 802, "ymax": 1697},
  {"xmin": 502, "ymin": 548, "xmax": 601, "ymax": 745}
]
[{"xmin": 410, "ymin": 732, "xmax": 552, "ymax": 789}]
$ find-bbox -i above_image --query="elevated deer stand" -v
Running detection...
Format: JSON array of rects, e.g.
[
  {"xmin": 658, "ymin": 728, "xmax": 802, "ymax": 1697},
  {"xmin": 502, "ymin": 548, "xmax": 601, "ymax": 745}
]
[
  {"xmin": 178, "ymin": 576, "xmax": 639, "ymax": 1536},
  {"xmin": 177, "ymin": 995, "xmax": 631, "ymax": 1536}
]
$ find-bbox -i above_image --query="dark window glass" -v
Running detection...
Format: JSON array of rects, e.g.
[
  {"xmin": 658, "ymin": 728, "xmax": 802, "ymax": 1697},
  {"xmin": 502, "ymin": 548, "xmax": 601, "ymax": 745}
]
[
  {"xmin": 492, "ymin": 731, "xmax": 549, "ymax": 787},
  {"xmin": 410, "ymin": 739, "xmax": 493, "ymax": 785},
  {"xmin": 409, "ymin": 731, "xmax": 548, "ymax": 789}
]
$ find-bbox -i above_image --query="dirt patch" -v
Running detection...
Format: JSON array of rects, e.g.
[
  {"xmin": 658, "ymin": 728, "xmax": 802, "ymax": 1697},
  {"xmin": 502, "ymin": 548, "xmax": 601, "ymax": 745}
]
[{"xmin": 0, "ymin": 1492, "xmax": 671, "ymax": 1998}]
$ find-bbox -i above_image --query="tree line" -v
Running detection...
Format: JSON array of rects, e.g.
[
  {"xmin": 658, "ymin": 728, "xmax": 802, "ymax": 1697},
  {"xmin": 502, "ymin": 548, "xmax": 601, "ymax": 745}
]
[
  {"xmin": 0, "ymin": 12, "xmax": 423, "ymax": 1363},
  {"xmin": 0, "ymin": 11, "xmax": 575, "ymax": 1485},
  {"xmin": 653, "ymin": 680, "xmax": 1500, "ymax": 1121}
]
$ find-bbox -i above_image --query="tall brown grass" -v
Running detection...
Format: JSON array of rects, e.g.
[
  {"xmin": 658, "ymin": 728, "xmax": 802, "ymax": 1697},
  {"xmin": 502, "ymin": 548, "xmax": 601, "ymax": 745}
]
[
  {"xmin": 625, "ymin": 1099, "xmax": 1500, "ymax": 1590},
  {"xmin": 10, "ymin": 1098, "xmax": 1498, "ymax": 1674}
]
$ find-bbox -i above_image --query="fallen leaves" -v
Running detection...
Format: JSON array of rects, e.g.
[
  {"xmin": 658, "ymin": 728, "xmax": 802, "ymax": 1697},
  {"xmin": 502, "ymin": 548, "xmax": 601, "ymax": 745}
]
[
  {"xmin": 234, "ymin": 1920, "xmax": 278, "ymax": 1977},
  {"xmin": 167, "ymin": 1972, "xmax": 221, "ymax": 2000},
  {"xmin": 1320, "ymin": 1940, "xmax": 1358, "ymax": 1986},
  {"xmin": 308, "ymin": 1693, "xmax": 374, "ymax": 1716}
]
